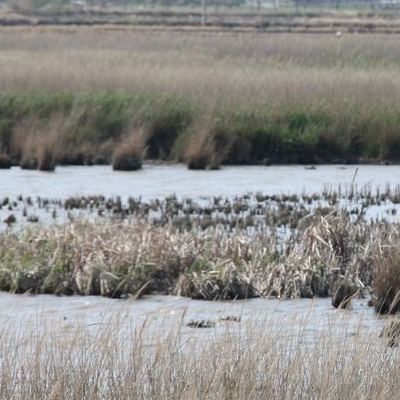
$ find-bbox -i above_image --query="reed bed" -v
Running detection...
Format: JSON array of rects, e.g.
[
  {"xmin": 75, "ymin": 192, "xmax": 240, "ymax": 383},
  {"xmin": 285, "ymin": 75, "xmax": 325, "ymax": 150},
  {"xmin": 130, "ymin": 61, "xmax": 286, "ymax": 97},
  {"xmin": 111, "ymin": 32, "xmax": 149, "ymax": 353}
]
[
  {"xmin": 1, "ymin": 190, "xmax": 400, "ymax": 314},
  {"xmin": 1, "ymin": 31, "xmax": 400, "ymax": 165},
  {"xmin": 0, "ymin": 304, "xmax": 397, "ymax": 400}
]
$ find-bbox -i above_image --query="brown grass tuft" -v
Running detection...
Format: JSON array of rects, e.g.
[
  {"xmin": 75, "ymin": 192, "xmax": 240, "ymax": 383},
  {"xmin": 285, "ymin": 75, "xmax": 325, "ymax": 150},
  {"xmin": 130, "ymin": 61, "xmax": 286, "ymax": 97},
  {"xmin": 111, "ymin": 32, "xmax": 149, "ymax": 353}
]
[
  {"xmin": 332, "ymin": 278, "xmax": 359, "ymax": 309},
  {"xmin": 0, "ymin": 154, "xmax": 12, "ymax": 169},
  {"xmin": 37, "ymin": 112, "xmax": 65, "ymax": 171},
  {"xmin": 112, "ymin": 125, "xmax": 149, "ymax": 171},
  {"xmin": 13, "ymin": 118, "xmax": 39, "ymax": 169},
  {"xmin": 12, "ymin": 113, "xmax": 65, "ymax": 171},
  {"xmin": 373, "ymin": 244, "xmax": 400, "ymax": 315},
  {"xmin": 185, "ymin": 121, "xmax": 225, "ymax": 170}
]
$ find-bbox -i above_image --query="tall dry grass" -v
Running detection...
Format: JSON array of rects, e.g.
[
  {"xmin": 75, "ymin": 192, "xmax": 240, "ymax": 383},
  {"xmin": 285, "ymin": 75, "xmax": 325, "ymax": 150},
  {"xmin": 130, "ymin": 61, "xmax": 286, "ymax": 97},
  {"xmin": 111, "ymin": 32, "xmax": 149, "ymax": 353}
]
[
  {"xmin": 184, "ymin": 118, "xmax": 227, "ymax": 169},
  {"xmin": 0, "ymin": 306, "xmax": 397, "ymax": 399},
  {"xmin": 11, "ymin": 112, "xmax": 64, "ymax": 170},
  {"xmin": 368, "ymin": 228, "xmax": 400, "ymax": 315},
  {"xmin": 1, "ymin": 30, "xmax": 400, "ymax": 97}
]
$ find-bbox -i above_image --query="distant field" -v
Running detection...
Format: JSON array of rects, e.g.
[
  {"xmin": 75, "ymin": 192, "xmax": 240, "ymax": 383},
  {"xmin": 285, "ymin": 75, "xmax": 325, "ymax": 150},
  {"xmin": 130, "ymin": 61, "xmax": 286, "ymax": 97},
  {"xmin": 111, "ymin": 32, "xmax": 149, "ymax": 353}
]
[{"xmin": 3, "ymin": 7, "xmax": 400, "ymax": 33}]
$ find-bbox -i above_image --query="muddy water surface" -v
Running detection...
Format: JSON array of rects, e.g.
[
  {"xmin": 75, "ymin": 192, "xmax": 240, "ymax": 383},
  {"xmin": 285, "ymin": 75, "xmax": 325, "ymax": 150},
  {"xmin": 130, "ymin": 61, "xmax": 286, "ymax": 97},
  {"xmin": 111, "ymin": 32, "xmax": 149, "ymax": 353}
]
[{"xmin": 2, "ymin": 163, "xmax": 400, "ymax": 228}]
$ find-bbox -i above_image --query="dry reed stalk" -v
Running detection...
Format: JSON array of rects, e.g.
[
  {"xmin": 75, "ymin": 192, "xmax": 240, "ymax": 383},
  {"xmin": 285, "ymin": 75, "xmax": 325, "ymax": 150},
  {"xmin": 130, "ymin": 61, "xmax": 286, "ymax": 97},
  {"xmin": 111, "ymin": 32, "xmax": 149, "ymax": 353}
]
[
  {"xmin": 12, "ymin": 118, "xmax": 39, "ymax": 169},
  {"xmin": 37, "ymin": 112, "xmax": 66, "ymax": 171},
  {"xmin": 184, "ymin": 119, "xmax": 226, "ymax": 170},
  {"xmin": 371, "ymin": 241, "xmax": 400, "ymax": 315},
  {"xmin": 185, "ymin": 129, "xmax": 214, "ymax": 170}
]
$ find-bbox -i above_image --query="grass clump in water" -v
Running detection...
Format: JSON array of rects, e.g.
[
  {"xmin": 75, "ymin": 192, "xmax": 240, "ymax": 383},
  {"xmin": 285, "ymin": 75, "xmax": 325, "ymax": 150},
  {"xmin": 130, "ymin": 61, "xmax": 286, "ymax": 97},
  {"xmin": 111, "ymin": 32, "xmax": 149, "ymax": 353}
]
[
  {"xmin": 371, "ymin": 242, "xmax": 400, "ymax": 315},
  {"xmin": 112, "ymin": 125, "xmax": 149, "ymax": 171},
  {"xmin": 0, "ymin": 204, "xmax": 394, "ymax": 303}
]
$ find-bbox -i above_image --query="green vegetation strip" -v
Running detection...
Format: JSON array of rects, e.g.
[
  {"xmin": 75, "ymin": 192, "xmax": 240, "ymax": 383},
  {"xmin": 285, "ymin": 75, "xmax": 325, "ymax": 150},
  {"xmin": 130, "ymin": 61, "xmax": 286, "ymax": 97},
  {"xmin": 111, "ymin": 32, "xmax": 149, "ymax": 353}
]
[{"xmin": 1, "ymin": 90, "xmax": 400, "ymax": 168}]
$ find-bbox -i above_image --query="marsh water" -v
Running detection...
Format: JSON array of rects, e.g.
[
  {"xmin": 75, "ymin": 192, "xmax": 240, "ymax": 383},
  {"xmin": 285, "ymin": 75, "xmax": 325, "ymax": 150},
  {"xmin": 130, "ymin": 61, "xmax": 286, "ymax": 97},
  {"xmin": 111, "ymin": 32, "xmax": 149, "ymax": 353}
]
[
  {"xmin": 1, "ymin": 163, "xmax": 400, "ymax": 229},
  {"xmin": 0, "ymin": 291, "xmax": 387, "ymax": 351},
  {"xmin": 2, "ymin": 163, "xmax": 400, "ymax": 200},
  {"xmin": 0, "ymin": 163, "xmax": 398, "ymax": 348}
]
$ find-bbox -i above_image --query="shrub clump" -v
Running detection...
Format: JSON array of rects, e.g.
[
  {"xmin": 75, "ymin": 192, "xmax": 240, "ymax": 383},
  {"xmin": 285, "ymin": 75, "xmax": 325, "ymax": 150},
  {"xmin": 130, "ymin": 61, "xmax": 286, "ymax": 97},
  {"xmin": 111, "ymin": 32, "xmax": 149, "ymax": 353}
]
[{"xmin": 175, "ymin": 269, "xmax": 258, "ymax": 300}]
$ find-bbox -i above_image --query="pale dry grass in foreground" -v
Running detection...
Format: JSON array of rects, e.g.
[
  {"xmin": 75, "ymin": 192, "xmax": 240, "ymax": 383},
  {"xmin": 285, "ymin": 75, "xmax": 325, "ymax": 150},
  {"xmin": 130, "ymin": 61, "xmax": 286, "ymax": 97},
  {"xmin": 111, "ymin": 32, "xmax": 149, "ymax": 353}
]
[{"xmin": 0, "ymin": 309, "xmax": 397, "ymax": 400}]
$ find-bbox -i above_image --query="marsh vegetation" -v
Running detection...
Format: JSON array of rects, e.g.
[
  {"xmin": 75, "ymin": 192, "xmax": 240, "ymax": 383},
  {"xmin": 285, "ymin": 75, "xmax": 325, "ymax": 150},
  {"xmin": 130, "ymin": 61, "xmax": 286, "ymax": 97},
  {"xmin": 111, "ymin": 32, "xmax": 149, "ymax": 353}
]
[
  {"xmin": 2, "ymin": 183, "xmax": 400, "ymax": 315},
  {"xmin": 2, "ymin": 30, "xmax": 400, "ymax": 168}
]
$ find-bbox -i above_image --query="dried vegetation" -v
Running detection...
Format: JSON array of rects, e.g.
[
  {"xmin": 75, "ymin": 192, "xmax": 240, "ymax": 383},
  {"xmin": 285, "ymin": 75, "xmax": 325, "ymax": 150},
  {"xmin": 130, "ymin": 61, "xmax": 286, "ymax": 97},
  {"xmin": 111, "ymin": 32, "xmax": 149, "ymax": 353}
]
[
  {"xmin": 112, "ymin": 124, "xmax": 149, "ymax": 170},
  {"xmin": 1, "ymin": 185, "xmax": 400, "ymax": 314},
  {"xmin": 0, "ymin": 308, "xmax": 398, "ymax": 399}
]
